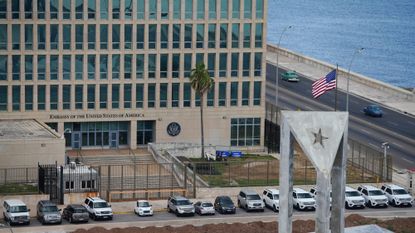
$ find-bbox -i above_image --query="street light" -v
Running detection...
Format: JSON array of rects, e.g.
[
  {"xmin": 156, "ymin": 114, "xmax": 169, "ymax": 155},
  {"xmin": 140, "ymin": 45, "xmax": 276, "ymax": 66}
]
[
  {"xmin": 275, "ymin": 25, "xmax": 292, "ymax": 111},
  {"xmin": 346, "ymin": 47, "xmax": 364, "ymax": 111},
  {"xmin": 381, "ymin": 142, "xmax": 390, "ymax": 181}
]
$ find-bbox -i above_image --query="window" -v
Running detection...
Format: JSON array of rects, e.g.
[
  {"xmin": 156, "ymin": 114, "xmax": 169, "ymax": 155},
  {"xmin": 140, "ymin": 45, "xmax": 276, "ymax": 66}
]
[
  {"xmin": 171, "ymin": 83, "xmax": 179, "ymax": 107},
  {"xmin": 161, "ymin": 0, "xmax": 169, "ymax": 19},
  {"xmin": 221, "ymin": 0, "xmax": 228, "ymax": 19},
  {"xmin": 112, "ymin": 0, "xmax": 120, "ymax": 19},
  {"xmin": 112, "ymin": 24, "xmax": 120, "ymax": 49},
  {"xmin": 50, "ymin": 85, "xmax": 58, "ymax": 110},
  {"xmin": 75, "ymin": 55, "xmax": 83, "ymax": 80},
  {"xmin": 148, "ymin": 54, "xmax": 156, "ymax": 78},
  {"xmin": 173, "ymin": 0, "xmax": 181, "ymax": 19},
  {"xmin": 112, "ymin": 84, "xmax": 119, "ymax": 108},
  {"xmin": 125, "ymin": 0, "xmax": 132, "ymax": 19},
  {"xmin": 196, "ymin": 24, "xmax": 204, "ymax": 48},
  {"xmin": 0, "ymin": 0, "xmax": 7, "ymax": 18},
  {"xmin": 112, "ymin": 55, "xmax": 120, "ymax": 79},
  {"xmin": 185, "ymin": 0, "xmax": 193, "ymax": 19},
  {"xmin": 219, "ymin": 53, "xmax": 227, "ymax": 77},
  {"xmin": 172, "ymin": 24, "xmax": 180, "ymax": 49},
  {"xmin": 243, "ymin": 53, "xmax": 250, "ymax": 76},
  {"xmin": 254, "ymin": 81, "xmax": 261, "ymax": 105},
  {"xmin": 12, "ymin": 25, "xmax": 20, "ymax": 50},
  {"xmin": 185, "ymin": 24, "xmax": 192, "ymax": 48},
  {"xmin": 63, "ymin": 0, "xmax": 71, "ymax": 19},
  {"xmin": 75, "ymin": 24, "xmax": 83, "ymax": 50},
  {"xmin": 184, "ymin": 54, "xmax": 192, "ymax": 77},
  {"xmin": 147, "ymin": 84, "xmax": 155, "ymax": 108},
  {"xmin": 137, "ymin": 121, "xmax": 153, "ymax": 145},
  {"xmin": 124, "ymin": 24, "xmax": 132, "ymax": 49},
  {"xmin": 0, "ymin": 86, "xmax": 7, "ymax": 111},
  {"xmin": 231, "ymin": 53, "xmax": 238, "ymax": 77},
  {"xmin": 87, "ymin": 85, "xmax": 95, "ymax": 109},
  {"xmin": 159, "ymin": 83, "xmax": 167, "ymax": 107},
  {"xmin": 244, "ymin": 0, "xmax": 251, "ymax": 19},
  {"xmin": 75, "ymin": 0, "xmax": 83, "ymax": 19},
  {"xmin": 37, "ymin": 25, "xmax": 46, "ymax": 49},
  {"xmin": 136, "ymin": 84, "xmax": 143, "ymax": 108},
  {"xmin": 37, "ymin": 55, "xmax": 46, "ymax": 80},
  {"xmin": 75, "ymin": 85, "xmax": 83, "ymax": 109},
  {"xmin": 0, "ymin": 25, "xmax": 6, "ymax": 49},
  {"xmin": 25, "ymin": 55, "xmax": 33, "ymax": 80},
  {"xmin": 100, "ymin": 0, "xmax": 108, "ymax": 19},
  {"xmin": 207, "ymin": 85, "xmax": 214, "ymax": 106},
  {"xmin": 218, "ymin": 82, "xmax": 226, "ymax": 106},
  {"xmin": 183, "ymin": 83, "xmax": 191, "ymax": 107},
  {"xmin": 254, "ymin": 52, "xmax": 262, "ymax": 76},
  {"xmin": 124, "ymin": 84, "xmax": 132, "ymax": 108},
  {"xmin": 172, "ymin": 54, "xmax": 180, "ymax": 78},
  {"xmin": 232, "ymin": 0, "xmax": 240, "ymax": 18},
  {"xmin": 197, "ymin": 0, "xmax": 205, "ymax": 19},
  {"xmin": 50, "ymin": 24, "xmax": 59, "ymax": 50},
  {"xmin": 137, "ymin": 0, "xmax": 144, "ymax": 19},
  {"xmin": 256, "ymin": 0, "xmax": 263, "ymax": 19},
  {"xmin": 230, "ymin": 82, "xmax": 238, "ymax": 106},
  {"xmin": 209, "ymin": 0, "xmax": 216, "ymax": 19},
  {"xmin": 38, "ymin": 85, "xmax": 46, "ymax": 110},
  {"xmin": 88, "ymin": 55, "xmax": 95, "ymax": 79},
  {"xmin": 124, "ymin": 54, "xmax": 132, "ymax": 79},
  {"xmin": 208, "ymin": 24, "xmax": 216, "ymax": 48},
  {"xmin": 136, "ymin": 24, "xmax": 144, "ymax": 49},
  {"xmin": 100, "ymin": 24, "xmax": 108, "ymax": 49},
  {"xmin": 220, "ymin": 24, "xmax": 227, "ymax": 48},
  {"xmin": 50, "ymin": 0, "xmax": 59, "ymax": 19},
  {"xmin": 88, "ymin": 0, "xmax": 96, "ymax": 18},
  {"xmin": 63, "ymin": 25, "xmax": 71, "ymax": 49},
  {"xmin": 12, "ymin": 0, "xmax": 20, "ymax": 18},
  {"xmin": 25, "ymin": 86, "xmax": 33, "ymax": 110},
  {"xmin": 232, "ymin": 23, "xmax": 239, "ymax": 48},
  {"xmin": 148, "ymin": 24, "xmax": 157, "ymax": 49},
  {"xmin": 99, "ymin": 84, "xmax": 107, "ymax": 108},
  {"xmin": 63, "ymin": 85, "xmax": 71, "ymax": 109},
  {"xmin": 242, "ymin": 81, "xmax": 249, "ymax": 105},
  {"xmin": 100, "ymin": 55, "xmax": 108, "ymax": 79},
  {"xmin": 207, "ymin": 53, "xmax": 215, "ymax": 77},
  {"xmin": 160, "ymin": 54, "xmax": 168, "ymax": 78},
  {"xmin": 12, "ymin": 55, "xmax": 20, "ymax": 80},
  {"xmin": 160, "ymin": 24, "xmax": 169, "ymax": 49},
  {"xmin": 63, "ymin": 55, "xmax": 71, "ymax": 80},
  {"xmin": 196, "ymin": 53, "xmax": 204, "ymax": 65},
  {"xmin": 230, "ymin": 118, "xmax": 261, "ymax": 146},
  {"xmin": 65, "ymin": 181, "xmax": 74, "ymax": 190},
  {"xmin": 255, "ymin": 23, "xmax": 263, "ymax": 48},
  {"xmin": 0, "ymin": 56, "xmax": 6, "ymax": 80},
  {"xmin": 136, "ymin": 54, "xmax": 144, "ymax": 79},
  {"xmin": 149, "ymin": 1, "xmax": 157, "ymax": 19}
]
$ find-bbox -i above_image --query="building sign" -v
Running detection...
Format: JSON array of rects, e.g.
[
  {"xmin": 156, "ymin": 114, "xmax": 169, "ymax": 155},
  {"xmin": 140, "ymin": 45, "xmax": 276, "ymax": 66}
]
[
  {"xmin": 167, "ymin": 122, "xmax": 181, "ymax": 136},
  {"xmin": 49, "ymin": 113, "xmax": 144, "ymax": 120}
]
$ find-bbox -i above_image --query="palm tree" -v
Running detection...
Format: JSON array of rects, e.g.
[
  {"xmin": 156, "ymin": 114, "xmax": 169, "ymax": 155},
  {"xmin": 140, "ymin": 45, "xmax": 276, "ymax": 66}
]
[{"xmin": 190, "ymin": 63, "xmax": 214, "ymax": 159}]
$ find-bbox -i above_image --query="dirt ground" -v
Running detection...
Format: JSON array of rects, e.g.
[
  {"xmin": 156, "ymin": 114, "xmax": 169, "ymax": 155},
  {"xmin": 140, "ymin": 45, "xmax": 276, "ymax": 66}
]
[{"xmin": 72, "ymin": 214, "xmax": 415, "ymax": 233}]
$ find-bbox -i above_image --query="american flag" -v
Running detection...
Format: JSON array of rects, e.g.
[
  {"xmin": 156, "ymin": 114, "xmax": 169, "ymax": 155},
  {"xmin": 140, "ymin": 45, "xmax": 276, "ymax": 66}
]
[{"xmin": 312, "ymin": 69, "xmax": 337, "ymax": 98}]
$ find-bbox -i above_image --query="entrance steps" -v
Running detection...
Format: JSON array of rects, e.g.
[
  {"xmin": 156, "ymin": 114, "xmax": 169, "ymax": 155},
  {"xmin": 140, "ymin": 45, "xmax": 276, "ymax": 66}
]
[{"xmin": 67, "ymin": 149, "xmax": 155, "ymax": 165}]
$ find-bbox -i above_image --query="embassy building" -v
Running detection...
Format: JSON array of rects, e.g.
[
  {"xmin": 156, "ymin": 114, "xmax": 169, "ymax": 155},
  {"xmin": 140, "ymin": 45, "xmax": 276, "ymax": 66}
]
[{"xmin": 0, "ymin": 0, "xmax": 267, "ymax": 151}]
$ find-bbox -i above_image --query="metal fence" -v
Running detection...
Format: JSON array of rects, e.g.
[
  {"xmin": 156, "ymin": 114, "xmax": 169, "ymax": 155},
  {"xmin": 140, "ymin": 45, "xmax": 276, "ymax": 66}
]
[{"xmin": 0, "ymin": 167, "xmax": 38, "ymax": 185}]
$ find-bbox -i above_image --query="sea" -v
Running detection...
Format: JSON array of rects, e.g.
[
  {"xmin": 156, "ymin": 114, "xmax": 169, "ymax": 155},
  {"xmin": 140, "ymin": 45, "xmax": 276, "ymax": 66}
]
[{"xmin": 267, "ymin": 0, "xmax": 415, "ymax": 89}]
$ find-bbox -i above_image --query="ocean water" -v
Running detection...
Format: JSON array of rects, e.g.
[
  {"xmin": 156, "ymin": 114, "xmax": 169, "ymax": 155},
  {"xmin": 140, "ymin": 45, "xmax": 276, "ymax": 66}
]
[{"xmin": 267, "ymin": 0, "xmax": 415, "ymax": 88}]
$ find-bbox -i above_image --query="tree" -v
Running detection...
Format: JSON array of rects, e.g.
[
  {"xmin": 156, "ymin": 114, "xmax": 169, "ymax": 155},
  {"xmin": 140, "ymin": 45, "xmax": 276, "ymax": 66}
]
[{"xmin": 190, "ymin": 63, "xmax": 214, "ymax": 159}]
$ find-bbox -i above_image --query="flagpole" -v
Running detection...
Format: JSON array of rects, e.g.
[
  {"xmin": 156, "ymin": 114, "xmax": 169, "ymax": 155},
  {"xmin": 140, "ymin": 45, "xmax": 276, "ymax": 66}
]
[{"xmin": 334, "ymin": 64, "xmax": 338, "ymax": 111}]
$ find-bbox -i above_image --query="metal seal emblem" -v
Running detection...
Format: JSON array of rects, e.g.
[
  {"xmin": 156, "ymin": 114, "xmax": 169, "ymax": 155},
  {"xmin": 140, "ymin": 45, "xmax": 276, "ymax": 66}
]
[{"xmin": 167, "ymin": 122, "xmax": 181, "ymax": 136}]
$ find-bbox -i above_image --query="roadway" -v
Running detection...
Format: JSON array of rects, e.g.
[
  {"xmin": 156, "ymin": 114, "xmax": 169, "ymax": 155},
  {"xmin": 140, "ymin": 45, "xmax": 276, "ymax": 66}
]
[
  {"xmin": 265, "ymin": 64, "xmax": 415, "ymax": 169},
  {"xmin": 2, "ymin": 205, "xmax": 415, "ymax": 233}
]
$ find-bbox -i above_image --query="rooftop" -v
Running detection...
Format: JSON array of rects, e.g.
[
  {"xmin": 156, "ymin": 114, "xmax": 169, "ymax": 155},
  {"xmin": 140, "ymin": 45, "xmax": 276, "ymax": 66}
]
[{"xmin": 0, "ymin": 119, "xmax": 59, "ymax": 140}]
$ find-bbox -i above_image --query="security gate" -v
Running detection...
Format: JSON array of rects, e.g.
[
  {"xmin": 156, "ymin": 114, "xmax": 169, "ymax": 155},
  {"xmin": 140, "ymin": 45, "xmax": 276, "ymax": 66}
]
[{"xmin": 38, "ymin": 163, "xmax": 64, "ymax": 204}]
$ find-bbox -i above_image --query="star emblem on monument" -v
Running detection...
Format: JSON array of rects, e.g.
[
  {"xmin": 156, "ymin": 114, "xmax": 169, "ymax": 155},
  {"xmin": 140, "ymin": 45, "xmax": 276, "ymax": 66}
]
[{"xmin": 312, "ymin": 128, "xmax": 328, "ymax": 148}]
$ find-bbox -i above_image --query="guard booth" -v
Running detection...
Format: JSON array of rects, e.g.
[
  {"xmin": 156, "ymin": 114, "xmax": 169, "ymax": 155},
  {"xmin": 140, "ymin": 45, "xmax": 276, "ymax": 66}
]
[{"xmin": 57, "ymin": 162, "xmax": 99, "ymax": 194}]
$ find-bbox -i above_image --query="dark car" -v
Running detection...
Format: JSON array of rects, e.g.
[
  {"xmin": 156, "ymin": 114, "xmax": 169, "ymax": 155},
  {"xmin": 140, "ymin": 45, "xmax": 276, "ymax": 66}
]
[
  {"xmin": 62, "ymin": 204, "xmax": 89, "ymax": 223},
  {"xmin": 214, "ymin": 196, "xmax": 236, "ymax": 214},
  {"xmin": 363, "ymin": 104, "xmax": 383, "ymax": 117}
]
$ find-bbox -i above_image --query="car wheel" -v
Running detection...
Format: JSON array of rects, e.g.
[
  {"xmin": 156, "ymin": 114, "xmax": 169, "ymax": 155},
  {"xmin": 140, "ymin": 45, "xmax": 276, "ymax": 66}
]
[
  {"xmin": 296, "ymin": 203, "xmax": 300, "ymax": 210},
  {"xmin": 69, "ymin": 216, "xmax": 73, "ymax": 223},
  {"xmin": 93, "ymin": 214, "xmax": 97, "ymax": 220},
  {"xmin": 245, "ymin": 205, "xmax": 249, "ymax": 212},
  {"xmin": 273, "ymin": 205, "xmax": 278, "ymax": 212},
  {"xmin": 175, "ymin": 210, "xmax": 180, "ymax": 217},
  {"xmin": 392, "ymin": 200, "xmax": 396, "ymax": 207},
  {"xmin": 168, "ymin": 206, "xmax": 172, "ymax": 213}
]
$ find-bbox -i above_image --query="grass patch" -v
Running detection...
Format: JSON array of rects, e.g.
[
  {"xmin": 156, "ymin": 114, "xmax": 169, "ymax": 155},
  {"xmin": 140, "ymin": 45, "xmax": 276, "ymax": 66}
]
[{"xmin": 0, "ymin": 183, "xmax": 38, "ymax": 195}]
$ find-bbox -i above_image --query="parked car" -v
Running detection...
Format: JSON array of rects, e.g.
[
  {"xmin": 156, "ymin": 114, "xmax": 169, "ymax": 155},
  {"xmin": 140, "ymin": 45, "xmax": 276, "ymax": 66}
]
[
  {"xmin": 293, "ymin": 188, "xmax": 316, "ymax": 210},
  {"xmin": 62, "ymin": 204, "xmax": 89, "ymax": 223},
  {"xmin": 381, "ymin": 184, "xmax": 413, "ymax": 207},
  {"xmin": 83, "ymin": 197, "xmax": 113, "ymax": 220},
  {"xmin": 167, "ymin": 196, "xmax": 195, "ymax": 216},
  {"xmin": 237, "ymin": 189, "xmax": 264, "ymax": 212},
  {"xmin": 262, "ymin": 188, "xmax": 279, "ymax": 212},
  {"xmin": 194, "ymin": 201, "xmax": 215, "ymax": 215},
  {"xmin": 2, "ymin": 199, "xmax": 30, "ymax": 225},
  {"xmin": 363, "ymin": 104, "xmax": 383, "ymax": 117},
  {"xmin": 134, "ymin": 200, "xmax": 153, "ymax": 216},
  {"xmin": 357, "ymin": 185, "xmax": 388, "ymax": 207},
  {"xmin": 281, "ymin": 71, "xmax": 300, "ymax": 82},
  {"xmin": 214, "ymin": 196, "xmax": 236, "ymax": 214},
  {"xmin": 36, "ymin": 200, "xmax": 62, "ymax": 225},
  {"xmin": 345, "ymin": 186, "xmax": 366, "ymax": 209}
]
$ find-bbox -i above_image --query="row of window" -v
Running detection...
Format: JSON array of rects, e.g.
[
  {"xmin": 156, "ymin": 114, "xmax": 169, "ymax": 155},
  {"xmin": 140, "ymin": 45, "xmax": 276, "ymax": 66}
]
[
  {"xmin": 0, "ymin": 0, "xmax": 264, "ymax": 21},
  {"xmin": 0, "ymin": 23, "xmax": 263, "ymax": 51},
  {"xmin": 230, "ymin": 117, "xmax": 260, "ymax": 146},
  {"xmin": 0, "ymin": 81, "xmax": 262, "ymax": 111},
  {"xmin": 0, "ymin": 52, "xmax": 263, "ymax": 81}
]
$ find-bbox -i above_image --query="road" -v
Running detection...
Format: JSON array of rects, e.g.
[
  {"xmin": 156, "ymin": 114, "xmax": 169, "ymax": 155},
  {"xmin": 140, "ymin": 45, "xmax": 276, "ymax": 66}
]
[
  {"xmin": 265, "ymin": 64, "xmax": 415, "ymax": 169},
  {"xmin": 2, "ymin": 205, "xmax": 415, "ymax": 233}
]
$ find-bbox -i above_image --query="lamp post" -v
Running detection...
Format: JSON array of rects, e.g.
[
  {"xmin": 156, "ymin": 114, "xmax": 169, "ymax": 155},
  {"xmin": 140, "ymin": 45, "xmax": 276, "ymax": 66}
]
[
  {"xmin": 381, "ymin": 142, "xmax": 390, "ymax": 182},
  {"xmin": 275, "ymin": 25, "xmax": 292, "ymax": 111},
  {"xmin": 346, "ymin": 47, "xmax": 364, "ymax": 111}
]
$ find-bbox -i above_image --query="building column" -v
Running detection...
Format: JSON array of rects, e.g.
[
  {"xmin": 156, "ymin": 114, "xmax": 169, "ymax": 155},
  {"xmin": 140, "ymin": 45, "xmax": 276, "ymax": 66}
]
[
  {"xmin": 129, "ymin": 120, "xmax": 137, "ymax": 150},
  {"xmin": 57, "ymin": 122, "xmax": 65, "ymax": 135}
]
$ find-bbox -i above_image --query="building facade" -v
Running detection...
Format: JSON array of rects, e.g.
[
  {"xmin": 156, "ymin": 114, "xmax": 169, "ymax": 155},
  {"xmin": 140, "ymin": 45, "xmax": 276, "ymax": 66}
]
[{"xmin": 0, "ymin": 0, "xmax": 267, "ymax": 150}]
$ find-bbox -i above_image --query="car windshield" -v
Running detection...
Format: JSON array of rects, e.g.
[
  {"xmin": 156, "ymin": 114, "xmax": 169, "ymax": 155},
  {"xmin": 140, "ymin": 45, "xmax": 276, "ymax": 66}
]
[
  {"xmin": 10, "ymin": 206, "xmax": 28, "ymax": 213},
  {"xmin": 273, "ymin": 194, "xmax": 279, "ymax": 200},
  {"xmin": 138, "ymin": 202, "xmax": 150, "ymax": 207},
  {"xmin": 73, "ymin": 207, "xmax": 87, "ymax": 213},
  {"xmin": 393, "ymin": 189, "xmax": 408, "ymax": 195},
  {"xmin": 220, "ymin": 198, "xmax": 233, "ymax": 205},
  {"xmin": 368, "ymin": 190, "xmax": 384, "ymax": 196},
  {"xmin": 246, "ymin": 194, "xmax": 261, "ymax": 200},
  {"xmin": 346, "ymin": 191, "xmax": 361, "ymax": 197},
  {"xmin": 201, "ymin": 203, "xmax": 213, "ymax": 207},
  {"xmin": 176, "ymin": 200, "xmax": 191, "ymax": 205},
  {"xmin": 93, "ymin": 202, "xmax": 109, "ymax": 208},
  {"xmin": 371, "ymin": 105, "xmax": 380, "ymax": 111},
  {"xmin": 42, "ymin": 206, "xmax": 59, "ymax": 212},
  {"xmin": 297, "ymin": 193, "xmax": 312, "ymax": 199}
]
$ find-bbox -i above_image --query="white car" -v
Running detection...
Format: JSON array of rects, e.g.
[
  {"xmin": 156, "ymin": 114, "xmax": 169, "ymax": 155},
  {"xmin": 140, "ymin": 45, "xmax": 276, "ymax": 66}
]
[
  {"xmin": 262, "ymin": 188, "xmax": 279, "ymax": 212},
  {"xmin": 83, "ymin": 197, "xmax": 113, "ymax": 220},
  {"xmin": 3, "ymin": 199, "xmax": 30, "ymax": 225},
  {"xmin": 381, "ymin": 184, "xmax": 413, "ymax": 207},
  {"xmin": 357, "ymin": 185, "xmax": 388, "ymax": 208},
  {"xmin": 293, "ymin": 188, "xmax": 316, "ymax": 210},
  {"xmin": 134, "ymin": 200, "xmax": 153, "ymax": 216},
  {"xmin": 345, "ymin": 186, "xmax": 366, "ymax": 209}
]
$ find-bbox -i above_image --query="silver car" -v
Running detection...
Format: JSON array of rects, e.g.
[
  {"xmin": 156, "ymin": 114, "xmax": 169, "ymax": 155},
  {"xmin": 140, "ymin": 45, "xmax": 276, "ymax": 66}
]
[
  {"xmin": 36, "ymin": 200, "xmax": 62, "ymax": 225},
  {"xmin": 194, "ymin": 201, "xmax": 215, "ymax": 215},
  {"xmin": 237, "ymin": 189, "xmax": 265, "ymax": 212}
]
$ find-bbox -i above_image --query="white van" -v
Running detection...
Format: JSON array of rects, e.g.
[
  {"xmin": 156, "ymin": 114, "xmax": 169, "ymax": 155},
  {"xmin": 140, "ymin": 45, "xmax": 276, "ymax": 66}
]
[{"xmin": 3, "ymin": 199, "xmax": 31, "ymax": 225}]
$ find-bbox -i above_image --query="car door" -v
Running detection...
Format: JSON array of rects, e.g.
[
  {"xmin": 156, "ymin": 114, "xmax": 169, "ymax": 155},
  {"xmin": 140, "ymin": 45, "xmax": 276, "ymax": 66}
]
[
  {"xmin": 293, "ymin": 192, "xmax": 298, "ymax": 205},
  {"xmin": 266, "ymin": 192, "xmax": 273, "ymax": 206}
]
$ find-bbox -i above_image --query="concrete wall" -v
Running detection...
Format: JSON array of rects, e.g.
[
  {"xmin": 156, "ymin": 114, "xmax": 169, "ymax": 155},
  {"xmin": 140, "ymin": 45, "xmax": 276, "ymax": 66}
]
[{"xmin": 267, "ymin": 44, "xmax": 414, "ymax": 101}]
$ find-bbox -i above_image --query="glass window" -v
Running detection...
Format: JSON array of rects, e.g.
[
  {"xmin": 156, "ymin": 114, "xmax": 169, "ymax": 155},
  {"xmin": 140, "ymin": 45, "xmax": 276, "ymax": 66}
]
[
  {"xmin": 243, "ymin": 23, "xmax": 251, "ymax": 48},
  {"xmin": 208, "ymin": 24, "xmax": 216, "ymax": 48},
  {"xmin": 244, "ymin": 0, "xmax": 251, "ymax": 19},
  {"xmin": 75, "ymin": 55, "xmax": 83, "ymax": 80},
  {"xmin": 38, "ymin": 0, "xmax": 46, "ymax": 19},
  {"xmin": 112, "ymin": 0, "xmax": 119, "ymax": 19},
  {"xmin": 196, "ymin": 24, "xmax": 204, "ymax": 48},
  {"xmin": 112, "ymin": 55, "xmax": 120, "ymax": 79},
  {"xmin": 254, "ymin": 52, "xmax": 262, "ymax": 76},
  {"xmin": 99, "ymin": 84, "xmax": 107, "ymax": 108},
  {"xmin": 0, "ymin": 25, "xmax": 6, "ymax": 49},
  {"xmin": 0, "ymin": 55, "xmax": 6, "ymax": 80},
  {"xmin": 218, "ymin": 82, "xmax": 226, "ymax": 106},
  {"xmin": 256, "ymin": 0, "xmax": 263, "ymax": 19},
  {"xmin": 207, "ymin": 53, "xmax": 215, "ymax": 77},
  {"xmin": 124, "ymin": 54, "xmax": 132, "ymax": 79},
  {"xmin": 63, "ymin": 25, "xmax": 71, "ymax": 49},
  {"xmin": 231, "ymin": 53, "xmax": 238, "ymax": 77},
  {"xmin": 12, "ymin": 0, "xmax": 20, "ymax": 19},
  {"xmin": 50, "ymin": 85, "xmax": 58, "ymax": 110},
  {"xmin": 255, "ymin": 23, "xmax": 263, "ymax": 48},
  {"xmin": 50, "ymin": 24, "xmax": 59, "ymax": 50},
  {"xmin": 12, "ymin": 55, "xmax": 20, "ymax": 80},
  {"xmin": 25, "ymin": 55, "xmax": 33, "ymax": 80},
  {"xmin": 148, "ymin": 54, "xmax": 156, "ymax": 78},
  {"xmin": 88, "ymin": 25, "xmax": 95, "ymax": 49},
  {"xmin": 63, "ymin": 85, "xmax": 71, "ymax": 109},
  {"xmin": 160, "ymin": 24, "xmax": 168, "ymax": 49},
  {"xmin": 172, "ymin": 24, "xmax": 180, "ymax": 48},
  {"xmin": 137, "ymin": 0, "xmax": 144, "ymax": 19},
  {"xmin": 147, "ymin": 84, "xmax": 155, "ymax": 108},
  {"xmin": 75, "ymin": 85, "xmax": 83, "ymax": 109},
  {"xmin": 75, "ymin": 24, "xmax": 83, "ymax": 50},
  {"xmin": 0, "ymin": 1, "xmax": 7, "ymax": 19},
  {"xmin": 50, "ymin": 55, "xmax": 58, "ymax": 80},
  {"xmin": 207, "ymin": 85, "xmax": 214, "ymax": 106},
  {"xmin": 185, "ymin": 0, "xmax": 193, "ymax": 19},
  {"xmin": 232, "ymin": 0, "xmax": 240, "ymax": 18},
  {"xmin": 254, "ymin": 81, "xmax": 261, "ymax": 105},
  {"xmin": 137, "ymin": 121, "xmax": 154, "ymax": 145},
  {"xmin": 37, "ymin": 55, "xmax": 46, "ymax": 80},
  {"xmin": 209, "ymin": 0, "xmax": 216, "ymax": 18},
  {"xmin": 37, "ymin": 85, "xmax": 46, "ymax": 110},
  {"xmin": 184, "ymin": 54, "xmax": 192, "ymax": 77},
  {"xmin": 161, "ymin": 0, "xmax": 169, "ymax": 19},
  {"xmin": 63, "ymin": 0, "xmax": 71, "ymax": 19},
  {"xmin": 136, "ymin": 84, "xmax": 143, "ymax": 108},
  {"xmin": 196, "ymin": 53, "xmax": 204, "ymax": 65},
  {"xmin": 148, "ymin": 24, "xmax": 157, "ymax": 49},
  {"xmin": 124, "ymin": 84, "xmax": 132, "ymax": 108},
  {"xmin": 0, "ymin": 86, "xmax": 7, "ymax": 111},
  {"xmin": 149, "ymin": 1, "xmax": 157, "ymax": 19},
  {"xmin": 184, "ymin": 24, "xmax": 192, "ymax": 48},
  {"xmin": 242, "ymin": 81, "xmax": 249, "ymax": 105},
  {"xmin": 243, "ymin": 53, "xmax": 250, "ymax": 76},
  {"xmin": 232, "ymin": 23, "xmax": 239, "ymax": 48},
  {"xmin": 37, "ymin": 25, "xmax": 46, "ymax": 49},
  {"xmin": 124, "ymin": 24, "xmax": 132, "ymax": 49},
  {"xmin": 183, "ymin": 83, "xmax": 191, "ymax": 107},
  {"xmin": 136, "ymin": 24, "xmax": 144, "ymax": 49},
  {"xmin": 160, "ymin": 54, "xmax": 168, "ymax": 78},
  {"xmin": 100, "ymin": 55, "xmax": 108, "ymax": 79},
  {"xmin": 88, "ymin": 0, "xmax": 96, "ymax": 18},
  {"xmin": 136, "ymin": 54, "xmax": 144, "ymax": 79},
  {"xmin": 230, "ymin": 118, "xmax": 260, "ymax": 146},
  {"xmin": 87, "ymin": 85, "xmax": 95, "ymax": 109},
  {"xmin": 172, "ymin": 54, "xmax": 180, "ymax": 78},
  {"xmin": 88, "ymin": 55, "xmax": 95, "ymax": 79},
  {"xmin": 221, "ymin": 0, "xmax": 228, "ymax": 18},
  {"xmin": 197, "ymin": 0, "xmax": 205, "ymax": 19},
  {"xmin": 75, "ymin": 0, "xmax": 83, "ymax": 19},
  {"xmin": 171, "ymin": 83, "xmax": 179, "ymax": 107},
  {"xmin": 124, "ymin": 0, "xmax": 132, "ymax": 19},
  {"xmin": 230, "ymin": 82, "xmax": 238, "ymax": 106},
  {"xmin": 100, "ymin": 24, "xmax": 108, "ymax": 49},
  {"xmin": 112, "ymin": 24, "xmax": 120, "ymax": 49},
  {"xmin": 100, "ymin": 0, "xmax": 108, "ymax": 19},
  {"xmin": 12, "ymin": 25, "xmax": 20, "ymax": 50},
  {"xmin": 12, "ymin": 86, "xmax": 20, "ymax": 111},
  {"xmin": 173, "ymin": 0, "xmax": 181, "ymax": 19},
  {"xmin": 50, "ymin": 0, "xmax": 59, "ymax": 19},
  {"xmin": 23, "ymin": 25, "xmax": 33, "ymax": 50},
  {"xmin": 220, "ymin": 23, "xmax": 227, "ymax": 48},
  {"xmin": 63, "ymin": 55, "xmax": 71, "ymax": 80},
  {"xmin": 25, "ymin": 86, "xmax": 33, "ymax": 110},
  {"xmin": 219, "ymin": 53, "xmax": 227, "ymax": 77},
  {"xmin": 160, "ymin": 83, "xmax": 167, "ymax": 107},
  {"xmin": 25, "ymin": 0, "xmax": 33, "ymax": 18}
]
